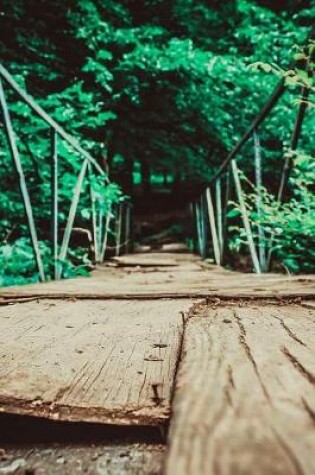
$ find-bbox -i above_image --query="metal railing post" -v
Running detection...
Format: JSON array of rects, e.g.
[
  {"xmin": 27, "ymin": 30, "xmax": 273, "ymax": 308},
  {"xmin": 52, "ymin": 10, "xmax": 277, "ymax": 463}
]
[
  {"xmin": 195, "ymin": 200, "xmax": 203, "ymax": 256},
  {"xmin": 231, "ymin": 160, "xmax": 261, "ymax": 274},
  {"xmin": 205, "ymin": 187, "xmax": 221, "ymax": 265},
  {"xmin": 58, "ymin": 158, "xmax": 89, "ymax": 277},
  {"xmin": 215, "ymin": 178, "xmax": 223, "ymax": 258},
  {"xmin": 253, "ymin": 130, "xmax": 266, "ymax": 272},
  {"xmin": 88, "ymin": 163, "xmax": 100, "ymax": 264},
  {"xmin": 221, "ymin": 170, "xmax": 230, "ymax": 265},
  {"xmin": 51, "ymin": 128, "xmax": 58, "ymax": 280},
  {"xmin": 0, "ymin": 78, "xmax": 46, "ymax": 282},
  {"xmin": 100, "ymin": 205, "xmax": 112, "ymax": 263},
  {"xmin": 98, "ymin": 205, "xmax": 104, "ymax": 263},
  {"xmin": 199, "ymin": 195, "xmax": 207, "ymax": 258}
]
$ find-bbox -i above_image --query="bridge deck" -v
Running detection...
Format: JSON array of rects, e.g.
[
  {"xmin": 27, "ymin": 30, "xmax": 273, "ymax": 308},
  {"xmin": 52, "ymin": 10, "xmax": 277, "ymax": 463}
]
[
  {"xmin": 166, "ymin": 300, "xmax": 315, "ymax": 475},
  {"xmin": 0, "ymin": 251, "xmax": 314, "ymax": 474},
  {"xmin": 0, "ymin": 298, "xmax": 195, "ymax": 426},
  {"xmin": 0, "ymin": 252, "xmax": 314, "ymax": 301}
]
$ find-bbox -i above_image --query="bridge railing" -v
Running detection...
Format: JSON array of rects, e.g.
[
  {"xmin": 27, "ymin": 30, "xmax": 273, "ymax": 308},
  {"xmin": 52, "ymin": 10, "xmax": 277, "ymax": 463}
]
[
  {"xmin": 189, "ymin": 78, "xmax": 310, "ymax": 273},
  {"xmin": 0, "ymin": 64, "xmax": 132, "ymax": 282}
]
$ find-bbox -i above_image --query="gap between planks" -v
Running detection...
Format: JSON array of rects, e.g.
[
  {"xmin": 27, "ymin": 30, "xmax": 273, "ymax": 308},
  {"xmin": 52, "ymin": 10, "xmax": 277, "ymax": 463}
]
[{"xmin": 1, "ymin": 295, "xmax": 314, "ymax": 307}]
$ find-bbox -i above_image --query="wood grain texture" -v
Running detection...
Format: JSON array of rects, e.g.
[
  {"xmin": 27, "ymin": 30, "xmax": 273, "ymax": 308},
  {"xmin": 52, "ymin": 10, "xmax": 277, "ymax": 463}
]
[
  {"xmin": 166, "ymin": 302, "xmax": 315, "ymax": 475},
  {"xmin": 0, "ymin": 299, "xmax": 197, "ymax": 426},
  {"xmin": 0, "ymin": 253, "xmax": 314, "ymax": 301}
]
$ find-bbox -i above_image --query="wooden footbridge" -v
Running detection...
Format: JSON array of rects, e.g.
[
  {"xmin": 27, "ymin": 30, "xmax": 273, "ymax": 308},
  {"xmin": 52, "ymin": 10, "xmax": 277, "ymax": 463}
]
[
  {"xmin": 0, "ymin": 250, "xmax": 314, "ymax": 474},
  {"xmin": 0, "ymin": 65, "xmax": 314, "ymax": 474}
]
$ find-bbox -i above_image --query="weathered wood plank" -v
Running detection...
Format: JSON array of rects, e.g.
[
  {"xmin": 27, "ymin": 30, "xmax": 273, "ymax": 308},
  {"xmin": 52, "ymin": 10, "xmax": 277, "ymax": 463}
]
[
  {"xmin": 0, "ymin": 251, "xmax": 314, "ymax": 300},
  {"xmin": 111, "ymin": 252, "xmax": 188, "ymax": 267},
  {"xmin": 166, "ymin": 302, "xmax": 315, "ymax": 475},
  {"xmin": 0, "ymin": 299, "xmax": 197, "ymax": 426}
]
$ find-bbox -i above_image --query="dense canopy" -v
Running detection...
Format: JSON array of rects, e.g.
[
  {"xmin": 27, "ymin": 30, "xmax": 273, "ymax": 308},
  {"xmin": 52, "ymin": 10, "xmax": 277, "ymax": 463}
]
[
  {"xmin": 0, "ymin": 0, "xmax": 314, "ymax": 282},
  {"xmin": 1, "ymin": 0, "xmax": 313, "ymax": 183}
]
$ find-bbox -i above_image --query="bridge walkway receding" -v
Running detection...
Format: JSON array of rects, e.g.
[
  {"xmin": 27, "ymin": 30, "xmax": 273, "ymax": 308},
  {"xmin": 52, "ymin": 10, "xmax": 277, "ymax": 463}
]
[{"xmin": 0, "ymin": 249, "xmax": 314, "ymax": 474}]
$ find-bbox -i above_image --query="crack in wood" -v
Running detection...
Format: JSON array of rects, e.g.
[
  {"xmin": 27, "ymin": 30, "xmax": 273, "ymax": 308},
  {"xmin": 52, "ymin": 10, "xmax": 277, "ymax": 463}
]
[
  {"xmin": 301, "ymin": 398, "xmax": 315, "ymax": 425},
  {"xmin": 151, "ymin": 384, "xmax": 164, "ymax": 406},
  {"xmin": 233, "ymin": 311, "xmax": 271, "ymax": 403},
  {"xmin": 282, "ymin": 347, "xmax": 315, "ymax": 385},
  {"xmin": 54, "ymin": 385, "xmax": 72, "ymax": 403},
  {"xmin": 227, "ymin": 365, "xmax": 235, "ymax": 389},
  {"xmin": 224, "ymin": 366, "xmax": 235, "ymax": 407},
  {"xmin": 273, "ymin": 315, "xmax": 307, "ymax": 347}
]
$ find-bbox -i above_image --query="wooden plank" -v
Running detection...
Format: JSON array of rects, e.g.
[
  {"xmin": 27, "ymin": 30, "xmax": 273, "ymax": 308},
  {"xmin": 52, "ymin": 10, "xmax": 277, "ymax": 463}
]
[
  {"xmin": 1, "ymin": 275, "xmax": 314, "ymax": 300},
  {"xmin": 0, "ymin": 299, "xmax": 197, "ymax": 426},
  {"xmin": 111, "ymin": 253, "xmax": 183, "ymax": 267},
  {"xmin": 0, "ymin": 260, "xmax": 314, "ymax": 300},
  {"xmin": 166, "ymin": 302, "xmax": 315, "ymax": 475},
  {"xmin": 160, "ymin": 243, "xmax": 189, "ymax": 252}
]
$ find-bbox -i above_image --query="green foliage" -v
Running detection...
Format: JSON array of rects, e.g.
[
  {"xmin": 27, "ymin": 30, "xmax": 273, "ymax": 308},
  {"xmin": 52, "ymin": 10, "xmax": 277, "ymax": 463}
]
[
  {"xmin": 228, "ymin": 40, "xmax": 314, "ymax": 273},
  {"xmin": 251, "ymin": 41, "xmax": 315, "ymax": 93},
  {"xmin": 0, "ymin": 238, "xmax": 92, "ymax": 286},
  {"xmin": 228, "ymin": 152, "xmax": 315, "ymax": 273},
  {"xmin": 0, "ymin": 0, "xmax": 314, "ymax": 281},
  {"xmin": 0, "ymin": 238, "xmax": 45, "ymax": 286},
  {"xmin": 2, "ymin": 0, "xmax": 311, "ymax": 182}
]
